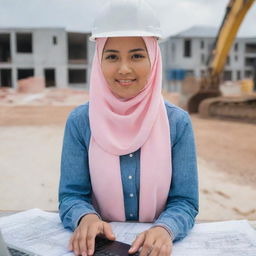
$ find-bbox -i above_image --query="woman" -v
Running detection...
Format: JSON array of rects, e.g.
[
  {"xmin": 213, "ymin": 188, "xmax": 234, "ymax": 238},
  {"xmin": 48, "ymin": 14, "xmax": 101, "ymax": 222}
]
[{"xmin": 59, "ymin": 1, "xmax": 198, "ymax": 256}]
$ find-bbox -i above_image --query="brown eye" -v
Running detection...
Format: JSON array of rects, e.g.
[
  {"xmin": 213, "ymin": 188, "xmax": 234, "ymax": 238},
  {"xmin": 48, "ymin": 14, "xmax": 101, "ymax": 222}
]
[
  {"xmin": 106, "ymin": 54, "xmax": 118, "ymax": 60},
  {"xmin": 132, "ymin": 54, "xmax": 145, "ymax": 60}
]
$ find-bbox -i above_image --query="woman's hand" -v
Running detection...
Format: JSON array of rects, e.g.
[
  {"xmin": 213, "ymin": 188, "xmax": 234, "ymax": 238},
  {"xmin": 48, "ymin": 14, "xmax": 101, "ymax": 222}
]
[
  {"xmin": 128, "ymin": 226, "xmax": 173, "ymax": 256},
  {"xmin": 69, "ymin": 214, "xmax": 115, "ymax": 256}
]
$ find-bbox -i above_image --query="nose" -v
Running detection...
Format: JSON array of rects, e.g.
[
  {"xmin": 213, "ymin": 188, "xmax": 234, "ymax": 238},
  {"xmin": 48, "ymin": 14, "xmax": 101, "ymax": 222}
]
[{"xmin": 118, "ymin": 60, "xmax": 132, "ymax": 75}]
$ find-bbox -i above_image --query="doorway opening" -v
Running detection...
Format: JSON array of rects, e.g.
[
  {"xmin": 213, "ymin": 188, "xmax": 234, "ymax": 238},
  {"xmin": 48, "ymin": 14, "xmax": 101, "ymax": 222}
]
[
  {"xmin": 0, "ymin": 33, "xmax": 11, "ymax": 62},
  {"xmin": 44, "ymin": 69, "xmax": 56, "ymax": 87},
  {"xmin": 0, "ymin": 69, "xmax": 12, "ymax": 87}
]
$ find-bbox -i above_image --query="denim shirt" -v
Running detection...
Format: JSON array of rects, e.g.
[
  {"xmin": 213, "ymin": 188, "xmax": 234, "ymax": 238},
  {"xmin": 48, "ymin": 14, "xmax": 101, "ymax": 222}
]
[{"xmin": 58, "ymin": 101, "xmax": 199, "ymax": 242}]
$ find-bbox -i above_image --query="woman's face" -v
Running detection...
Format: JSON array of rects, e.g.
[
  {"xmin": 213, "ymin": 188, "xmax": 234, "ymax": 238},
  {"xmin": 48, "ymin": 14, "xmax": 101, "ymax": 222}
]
[{"xmin": 101, "ymin": 37, "xmax": 151, "ymax": 99}]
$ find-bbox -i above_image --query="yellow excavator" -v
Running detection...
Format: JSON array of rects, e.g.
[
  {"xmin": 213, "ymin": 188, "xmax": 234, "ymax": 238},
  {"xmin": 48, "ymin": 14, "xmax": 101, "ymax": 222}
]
[{"xmin": 188, "ymin": 0, "xmax": 256, "ymax": 122}]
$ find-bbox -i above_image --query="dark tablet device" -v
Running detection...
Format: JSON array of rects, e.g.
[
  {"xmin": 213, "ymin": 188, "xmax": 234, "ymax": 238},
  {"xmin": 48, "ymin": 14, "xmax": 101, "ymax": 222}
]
[{"xmin": 94, "ymin": 236, "xmax": 139, "ymax": 256}]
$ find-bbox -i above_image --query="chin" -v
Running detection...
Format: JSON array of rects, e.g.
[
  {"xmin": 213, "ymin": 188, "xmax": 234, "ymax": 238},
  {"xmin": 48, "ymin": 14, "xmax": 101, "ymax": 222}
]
[{"xmin": 112, "ymin": 92, "xmax": 133, "ymax": 100}]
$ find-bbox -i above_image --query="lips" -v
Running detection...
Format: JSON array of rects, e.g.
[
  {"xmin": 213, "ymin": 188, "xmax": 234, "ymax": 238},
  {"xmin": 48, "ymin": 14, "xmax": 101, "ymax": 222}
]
[{"xmin": 115, "ymin": 79, "xmax": 136, "ymax": 86}]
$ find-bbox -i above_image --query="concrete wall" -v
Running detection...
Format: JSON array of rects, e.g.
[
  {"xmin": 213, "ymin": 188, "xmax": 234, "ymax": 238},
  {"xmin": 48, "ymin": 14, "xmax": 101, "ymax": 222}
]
[
  {"xmin": 161, "ymin": 36, "xmax": 256, "ymax": 84},
  {"xmin": 0, "ymin": 28, "xmax": 68, "ymax": 88},
  {"xmin": 162, "ymin": 37, "xmax": 214, "ymax": 78},
  {"xmin": 33, "ymin": 28, "xmax": 68, "ymax": 88},
  {"xmin": 0, "ymin": 28, "xmax": 91, "ymax": 89}
]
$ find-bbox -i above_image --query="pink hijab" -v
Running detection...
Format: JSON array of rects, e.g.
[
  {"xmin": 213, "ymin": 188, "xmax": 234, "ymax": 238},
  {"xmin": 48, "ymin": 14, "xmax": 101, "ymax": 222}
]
[{"xmin": 88, "ymin": 37, "xmax": 171, "ymax": 222}]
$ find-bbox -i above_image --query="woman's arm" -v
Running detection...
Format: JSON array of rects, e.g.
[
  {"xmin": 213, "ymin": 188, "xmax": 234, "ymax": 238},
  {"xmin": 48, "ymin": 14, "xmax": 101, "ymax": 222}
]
[
  {"xmin": 152, "ymin": 110, "xmax": 199, "ymax": 242},
  {"xmin": 58, "ymin": 107, "xmax": 100, "ymax": 231}
]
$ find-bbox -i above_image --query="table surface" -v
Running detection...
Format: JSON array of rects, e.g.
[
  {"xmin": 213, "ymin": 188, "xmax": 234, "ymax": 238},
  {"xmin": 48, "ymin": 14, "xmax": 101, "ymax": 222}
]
[{"xmin": 0, "ymin": 211, "xmax": 256, "ymax": 229}]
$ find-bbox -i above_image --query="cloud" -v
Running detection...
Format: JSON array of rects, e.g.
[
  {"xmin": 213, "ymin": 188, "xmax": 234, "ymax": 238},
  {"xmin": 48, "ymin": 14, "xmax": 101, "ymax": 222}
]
[
  {"xmin": 0, "ymin": 0, "xmax": 255, "ymax": 37},
  {"xmin": 147, "ymin": 0, "xmax": 230, "ymax": 37}
]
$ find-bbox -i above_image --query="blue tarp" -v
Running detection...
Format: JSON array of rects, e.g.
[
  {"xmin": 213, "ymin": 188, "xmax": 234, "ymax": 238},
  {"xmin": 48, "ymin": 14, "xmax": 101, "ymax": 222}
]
[{"xmin": 166, "ymin": 69, "xmax": 186, "ymax": 81}]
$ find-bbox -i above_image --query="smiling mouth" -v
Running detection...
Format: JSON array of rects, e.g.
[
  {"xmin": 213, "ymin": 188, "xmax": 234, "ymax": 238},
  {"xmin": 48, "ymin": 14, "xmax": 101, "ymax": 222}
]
[{"xmin": 115, "ymin": 79, "xmax": 136, "ymax": 86}]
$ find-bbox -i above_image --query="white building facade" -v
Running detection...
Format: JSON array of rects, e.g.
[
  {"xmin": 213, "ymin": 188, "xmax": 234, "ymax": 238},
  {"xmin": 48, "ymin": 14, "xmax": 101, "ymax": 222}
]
[
  {"xmin": 0, "ymin": 27, "xmax": 93, "ymax": 89},
  {"xmin": 160, "ymin": 26, "xmax": 256, "ymax": 91}
]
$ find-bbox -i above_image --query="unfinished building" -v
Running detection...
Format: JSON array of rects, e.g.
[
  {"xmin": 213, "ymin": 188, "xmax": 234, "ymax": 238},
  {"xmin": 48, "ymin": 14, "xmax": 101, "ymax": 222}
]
[
  {"xmin": 67, "ymin": 32, "xmax": 88, "ymax": 87},
  {"xmin": 0, "ymin": 28, "xmax": 92, "ymax": 89},
  {"xmin": 160, "ymin": 26, "xmax": 256, "ymax": 92}
]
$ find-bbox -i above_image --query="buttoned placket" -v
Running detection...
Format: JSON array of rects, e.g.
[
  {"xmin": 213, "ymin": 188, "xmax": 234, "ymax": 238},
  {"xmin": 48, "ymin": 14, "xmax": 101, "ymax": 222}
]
[
  {"xmin": 119, "ymin": 151, "xmax": 138, "ymax": 220},
  {"xmin": 128, "ymin": 153, "xmax": 133, "ymax": 181},
  {"xmin": 128, "ymin": 152, "xmax": 135, "ymax": 218}
]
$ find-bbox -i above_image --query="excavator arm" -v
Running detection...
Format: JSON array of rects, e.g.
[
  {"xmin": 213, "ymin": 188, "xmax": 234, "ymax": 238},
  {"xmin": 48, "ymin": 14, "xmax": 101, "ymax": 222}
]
[{"xmin": 188, "ymin": 0, "xmax": 255, "ymax": 113}]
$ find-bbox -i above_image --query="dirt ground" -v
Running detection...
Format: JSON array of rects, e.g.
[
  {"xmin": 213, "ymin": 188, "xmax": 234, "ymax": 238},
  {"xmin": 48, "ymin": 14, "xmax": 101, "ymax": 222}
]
[
  {"xmin": 193, "ymin": 116, "xmax": 256, "ymax": 220},
  {"xmin": 0, "ymin": 89, "xmax": 255, "ymax": 221},
  {"xmin": 193, "ymin": 115, "xmax": 256, "ymax": 188}
]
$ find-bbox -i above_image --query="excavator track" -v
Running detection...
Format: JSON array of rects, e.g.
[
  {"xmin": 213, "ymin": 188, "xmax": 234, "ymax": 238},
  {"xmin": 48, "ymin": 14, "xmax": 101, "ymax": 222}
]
[{"xmin": 199, "ymin": 95, "xmax": 256, "ymax": 123}]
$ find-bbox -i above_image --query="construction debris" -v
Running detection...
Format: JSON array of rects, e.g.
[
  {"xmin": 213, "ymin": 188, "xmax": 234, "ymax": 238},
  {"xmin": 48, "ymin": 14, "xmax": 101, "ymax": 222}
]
[
  {"xmin": 17, "ymin": 77, "xmax": 45, "ymax": 94},
  {"xmin": 0, "ymin": 87, "xmax": 89, "ymax": 106}
]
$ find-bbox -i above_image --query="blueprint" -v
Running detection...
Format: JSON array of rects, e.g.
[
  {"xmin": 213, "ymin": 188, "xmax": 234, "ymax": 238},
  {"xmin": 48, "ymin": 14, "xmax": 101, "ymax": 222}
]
[
  {"xmin": 172, "ymin": 220, "xmax": 256, "ymax": 256},
  {"xmin": 0, "ymin": 209, "xmax": 256, "ymax": 256},
  {"xmin": 0, "ymin": 209, "xmax": 74, "ymax": 256}
]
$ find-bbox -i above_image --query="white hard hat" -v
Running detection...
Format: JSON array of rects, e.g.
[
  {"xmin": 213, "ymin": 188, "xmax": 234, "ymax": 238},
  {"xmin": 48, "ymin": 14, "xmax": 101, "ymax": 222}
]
[{"xmin": 90, "ymin": 0, "xmax": 163, "ymax": 41}]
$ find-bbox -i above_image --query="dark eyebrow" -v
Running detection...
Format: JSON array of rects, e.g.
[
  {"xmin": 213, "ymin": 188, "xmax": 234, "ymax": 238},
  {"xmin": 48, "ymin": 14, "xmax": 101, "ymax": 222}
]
[
  {"xmin": 103, "ymin": 48, "xmax": 146, "ymax": 53},
  {"xmin": 104, "ymin": 49, "xmax": 119, "ymax": 53},
  {"xmin": 129, "ymin": 48, "xmax": 146, "ymax": 53}
]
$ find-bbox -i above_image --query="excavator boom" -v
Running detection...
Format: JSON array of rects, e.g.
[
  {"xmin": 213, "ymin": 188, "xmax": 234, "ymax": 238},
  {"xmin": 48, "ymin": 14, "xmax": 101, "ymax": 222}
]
[{"xmin": 188, "ymin": 0, "xmax": 256, "ymax": 122}]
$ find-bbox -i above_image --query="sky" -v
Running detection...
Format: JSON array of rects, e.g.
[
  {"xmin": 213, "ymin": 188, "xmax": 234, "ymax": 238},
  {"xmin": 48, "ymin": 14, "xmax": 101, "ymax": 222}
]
[{"xmin": 0, "ymin": 0, "xmax": 256, "ymax": 38}]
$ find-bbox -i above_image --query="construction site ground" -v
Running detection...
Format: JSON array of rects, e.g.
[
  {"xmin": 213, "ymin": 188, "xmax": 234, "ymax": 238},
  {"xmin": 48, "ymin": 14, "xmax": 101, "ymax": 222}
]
[{"xmin": 0, "ymin": 88, "xmax": 255, "ymax": 221}]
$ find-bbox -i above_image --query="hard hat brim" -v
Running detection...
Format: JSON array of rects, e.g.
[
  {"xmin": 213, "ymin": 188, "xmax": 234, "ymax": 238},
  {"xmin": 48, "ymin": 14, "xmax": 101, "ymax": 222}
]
[{"xmin": 89, "ymin": 30, "xmax": 163, "ymax": 42}]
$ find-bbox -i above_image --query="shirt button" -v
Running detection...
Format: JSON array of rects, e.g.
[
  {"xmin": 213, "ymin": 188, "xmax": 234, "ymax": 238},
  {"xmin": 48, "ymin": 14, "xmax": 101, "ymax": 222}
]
[
  {"xmin": 130, "ymin": 193, "xmax": 134, "ymax": 197},
  {"xmin": 129, "ymin": 153, "xmax": 133, "ymax": 157},
  {"xmin": 130, "ymin": 213, "xmax": 133, "ymax": 217},
  {"xmin": 128, "ymin": 175, "xmax": 132, "ymax": 179}
]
